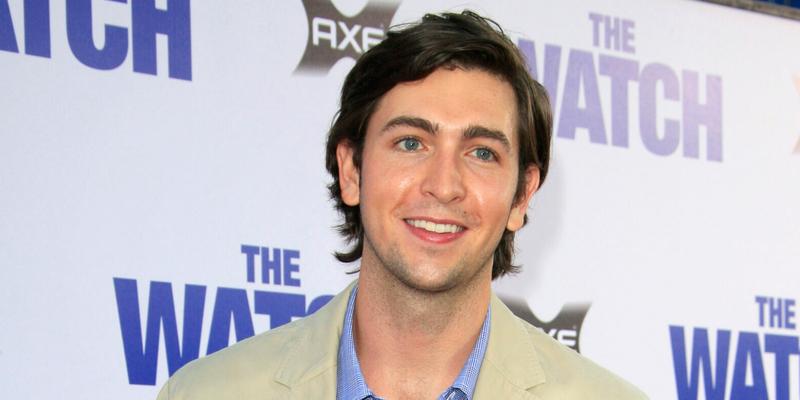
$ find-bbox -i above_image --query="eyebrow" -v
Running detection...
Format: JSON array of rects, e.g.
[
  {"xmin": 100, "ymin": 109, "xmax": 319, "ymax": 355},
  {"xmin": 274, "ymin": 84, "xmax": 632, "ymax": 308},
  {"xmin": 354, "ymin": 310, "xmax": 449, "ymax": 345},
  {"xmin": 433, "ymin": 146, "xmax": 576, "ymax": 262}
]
[
  {"xmin": 464, "ymin": 125, "xmax": 511, "ymax": 152},
  {"xmin": 382, "ymin": 116, "xmax": 438, "ymax": 135},
  {"xmin": 381, "ymin": 115, "xmax": 512, "ymax": 152}
]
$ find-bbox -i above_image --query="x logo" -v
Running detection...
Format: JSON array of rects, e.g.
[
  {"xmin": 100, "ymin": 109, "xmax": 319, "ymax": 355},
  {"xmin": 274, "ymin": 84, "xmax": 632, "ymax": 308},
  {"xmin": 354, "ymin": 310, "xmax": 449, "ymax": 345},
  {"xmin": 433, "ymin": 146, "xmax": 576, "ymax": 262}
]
[
  {"xmin": 499, "ymin": 295, "xmax": 591, "ymax": 353},
  {"xmin": 337, "ymin": 21, "xmax": 362, "ymax": 53},
  {"xmin": 295, "ymin": 0, "xmax": 400, "ymax": 74}
]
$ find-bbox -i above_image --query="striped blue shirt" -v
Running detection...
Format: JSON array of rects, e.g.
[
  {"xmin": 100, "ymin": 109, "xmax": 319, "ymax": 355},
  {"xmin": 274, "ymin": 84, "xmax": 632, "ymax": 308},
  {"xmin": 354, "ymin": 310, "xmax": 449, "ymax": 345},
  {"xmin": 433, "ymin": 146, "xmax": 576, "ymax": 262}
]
[{"xmin": 336, "ymin": 286, "xmax": 490, "ymax": 400}]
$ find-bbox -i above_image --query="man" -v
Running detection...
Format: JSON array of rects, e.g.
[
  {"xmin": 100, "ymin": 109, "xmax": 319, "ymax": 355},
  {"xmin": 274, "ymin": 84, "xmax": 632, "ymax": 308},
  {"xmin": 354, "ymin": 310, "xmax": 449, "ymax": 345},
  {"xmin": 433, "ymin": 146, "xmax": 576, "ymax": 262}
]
[{"xmin": 157, "ymin": 10, "xmax": 648, "ymax": 400}]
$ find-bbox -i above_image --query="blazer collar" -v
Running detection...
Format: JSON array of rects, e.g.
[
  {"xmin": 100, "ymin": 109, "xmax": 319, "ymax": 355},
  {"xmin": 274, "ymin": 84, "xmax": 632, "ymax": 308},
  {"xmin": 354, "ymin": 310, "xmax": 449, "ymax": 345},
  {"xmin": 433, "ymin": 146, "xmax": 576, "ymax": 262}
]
[
  {"xmin": 473, "ymin": 294, "xmax": 547, "ymax": 399},
  {"xmin": 273, "ymin": 280, "xmax": 358, "ymax": 391}
]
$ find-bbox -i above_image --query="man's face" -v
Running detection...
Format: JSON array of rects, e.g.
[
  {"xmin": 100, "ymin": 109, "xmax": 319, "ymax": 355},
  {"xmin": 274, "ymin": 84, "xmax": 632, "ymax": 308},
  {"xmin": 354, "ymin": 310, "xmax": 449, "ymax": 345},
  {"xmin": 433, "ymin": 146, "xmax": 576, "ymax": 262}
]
[{"xmin": 337, "ymin": 67, "xmax": 539, "ymax": 292}]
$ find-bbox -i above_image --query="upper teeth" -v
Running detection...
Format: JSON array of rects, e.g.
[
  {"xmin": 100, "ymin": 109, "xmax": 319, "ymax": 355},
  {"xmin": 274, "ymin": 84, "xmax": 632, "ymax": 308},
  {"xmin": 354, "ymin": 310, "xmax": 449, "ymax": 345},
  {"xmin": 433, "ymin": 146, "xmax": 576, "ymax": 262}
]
[{"xmin": 407, "ymin": 219, "xmax": 463, "ymax": 233}]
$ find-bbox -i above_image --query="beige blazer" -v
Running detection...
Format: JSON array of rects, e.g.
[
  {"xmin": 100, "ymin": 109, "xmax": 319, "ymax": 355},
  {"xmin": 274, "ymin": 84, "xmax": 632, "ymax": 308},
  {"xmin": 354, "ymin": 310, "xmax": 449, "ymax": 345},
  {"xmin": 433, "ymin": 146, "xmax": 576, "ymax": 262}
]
[{"xmin": 157, "ymin": 281, "xmax": 648, "ymax": 399}]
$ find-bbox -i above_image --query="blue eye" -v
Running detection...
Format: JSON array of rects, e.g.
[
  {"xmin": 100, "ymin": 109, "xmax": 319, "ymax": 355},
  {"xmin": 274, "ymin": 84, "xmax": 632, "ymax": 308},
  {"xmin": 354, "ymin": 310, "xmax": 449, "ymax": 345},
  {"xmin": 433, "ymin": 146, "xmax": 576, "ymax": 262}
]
[
  {"xmin": 474, "ymin": 148, "xmax": 496, "ymax": 161},
  {"xmin": 398, "ymin": 137, "xmax": 421, "ymax": 151}
]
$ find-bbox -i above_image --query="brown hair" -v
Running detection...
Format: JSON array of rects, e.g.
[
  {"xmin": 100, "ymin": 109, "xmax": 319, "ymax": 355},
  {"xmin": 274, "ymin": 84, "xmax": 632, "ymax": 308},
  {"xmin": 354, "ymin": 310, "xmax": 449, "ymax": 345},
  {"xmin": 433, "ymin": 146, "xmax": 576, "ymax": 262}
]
[{"xmin": 325, "ymin": 10, "xmax": 552, "ymax": 279}]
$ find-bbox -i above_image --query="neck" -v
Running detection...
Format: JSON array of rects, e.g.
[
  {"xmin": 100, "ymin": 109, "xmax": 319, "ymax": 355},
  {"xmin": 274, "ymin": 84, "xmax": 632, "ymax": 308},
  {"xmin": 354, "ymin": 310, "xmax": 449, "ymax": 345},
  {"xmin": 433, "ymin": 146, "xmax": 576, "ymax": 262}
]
[{"xmin": 352, "ymin": 250, "xmax": 491, "ymax": 399}]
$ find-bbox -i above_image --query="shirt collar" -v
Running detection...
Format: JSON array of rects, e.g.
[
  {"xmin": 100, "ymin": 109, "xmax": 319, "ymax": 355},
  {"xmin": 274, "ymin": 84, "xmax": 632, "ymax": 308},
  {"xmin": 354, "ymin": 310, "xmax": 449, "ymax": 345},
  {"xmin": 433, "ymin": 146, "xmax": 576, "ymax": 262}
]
[
  {"xmin": 337, "ymin": 285, "xmax": 374, "ymax": 400},
  {"xmin": 450, "ymin": 303, "xmax": 491, "ymax": 399},
  {"xmin": 336, "ymin": 285, "xmax": 491, "ymax": 400}
]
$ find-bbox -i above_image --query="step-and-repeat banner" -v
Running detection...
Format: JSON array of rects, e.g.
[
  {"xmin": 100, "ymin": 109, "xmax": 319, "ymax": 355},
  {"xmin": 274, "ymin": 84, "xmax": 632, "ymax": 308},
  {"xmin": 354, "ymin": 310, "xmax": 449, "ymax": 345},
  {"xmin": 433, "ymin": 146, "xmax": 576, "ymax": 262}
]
[{"xmin": 2, "ymin": 0, "xmax": 799, "ymax": 398}]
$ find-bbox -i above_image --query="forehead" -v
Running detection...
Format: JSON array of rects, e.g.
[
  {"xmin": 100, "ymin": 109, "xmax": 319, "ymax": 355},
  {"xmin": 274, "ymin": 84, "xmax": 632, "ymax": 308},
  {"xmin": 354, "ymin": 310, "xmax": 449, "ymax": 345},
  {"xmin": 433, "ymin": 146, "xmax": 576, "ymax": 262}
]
[{"xmin": 366, "ymin": 68, "xmax": 519, "ymax": 146}]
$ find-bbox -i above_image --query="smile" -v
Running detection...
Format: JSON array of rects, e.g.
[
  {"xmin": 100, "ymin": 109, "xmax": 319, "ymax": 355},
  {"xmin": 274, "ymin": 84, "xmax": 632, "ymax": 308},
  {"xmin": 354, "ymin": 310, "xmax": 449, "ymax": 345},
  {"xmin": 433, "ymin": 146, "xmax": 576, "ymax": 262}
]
[{"xmin": 404, "ymin": 219, "xmax": 465, "ymax": 234}]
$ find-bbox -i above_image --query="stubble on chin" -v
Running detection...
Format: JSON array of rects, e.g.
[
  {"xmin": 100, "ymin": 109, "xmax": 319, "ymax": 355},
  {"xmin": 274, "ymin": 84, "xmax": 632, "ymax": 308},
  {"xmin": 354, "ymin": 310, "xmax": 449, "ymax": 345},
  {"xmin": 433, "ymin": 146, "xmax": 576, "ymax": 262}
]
[{"xmin": 361, "ymin": 231, "xmax": 490, "ymax": 298}]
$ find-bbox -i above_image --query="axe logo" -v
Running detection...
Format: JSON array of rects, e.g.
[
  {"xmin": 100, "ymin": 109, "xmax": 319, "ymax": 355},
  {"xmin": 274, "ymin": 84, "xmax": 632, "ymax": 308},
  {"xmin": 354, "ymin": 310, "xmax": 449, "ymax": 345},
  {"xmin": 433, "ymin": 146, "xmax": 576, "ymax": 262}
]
[
  {"xmin": 294, "ymin": 0, "xmax": 401, "ymax": 74},
  {"xmin": 500, "ymin": 296, "xmax": 591, "ymax": 353}
]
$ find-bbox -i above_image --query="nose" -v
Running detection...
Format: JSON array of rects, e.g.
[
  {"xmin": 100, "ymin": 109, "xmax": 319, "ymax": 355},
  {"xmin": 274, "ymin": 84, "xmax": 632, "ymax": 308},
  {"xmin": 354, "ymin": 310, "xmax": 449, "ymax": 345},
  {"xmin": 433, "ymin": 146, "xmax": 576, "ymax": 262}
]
[{"xmin": 420, "ymin": 149, "xmax": 466, "ymax": 204}]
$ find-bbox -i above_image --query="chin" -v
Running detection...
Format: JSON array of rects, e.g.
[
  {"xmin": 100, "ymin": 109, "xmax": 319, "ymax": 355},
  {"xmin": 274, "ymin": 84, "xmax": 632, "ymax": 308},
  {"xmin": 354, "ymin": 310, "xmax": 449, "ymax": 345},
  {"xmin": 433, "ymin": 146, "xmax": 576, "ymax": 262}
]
[
  {"xmin": 388, "ymin": 260, "xmax": 480, "ymax": 294},
  {"xmin": 398, "ymin": 274, "xmax": 460, "ymax": 294},
  {"xmin": 363, "ymin": 236, "xmax": 490, "ymax": 293}
]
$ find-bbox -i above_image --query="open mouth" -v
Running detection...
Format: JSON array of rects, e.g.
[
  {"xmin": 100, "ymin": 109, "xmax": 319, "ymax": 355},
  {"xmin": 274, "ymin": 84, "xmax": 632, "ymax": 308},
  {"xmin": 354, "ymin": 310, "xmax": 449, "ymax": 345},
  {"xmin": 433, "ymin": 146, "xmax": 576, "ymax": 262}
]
[{"xmin": 404, "ymin": 219, "xmax": 465, "ymax": 234}]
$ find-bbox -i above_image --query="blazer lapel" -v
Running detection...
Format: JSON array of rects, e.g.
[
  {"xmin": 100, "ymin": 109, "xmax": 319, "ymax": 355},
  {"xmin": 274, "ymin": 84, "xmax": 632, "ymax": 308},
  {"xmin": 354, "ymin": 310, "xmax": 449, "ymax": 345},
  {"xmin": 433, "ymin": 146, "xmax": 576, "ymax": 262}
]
[
  {"xmin": 272, "ymin": 280, "xmax": 358, "ymax": 398},
  {"xmin": 473, "ymin": 294, "xmax": 547, "ymax": 400}
]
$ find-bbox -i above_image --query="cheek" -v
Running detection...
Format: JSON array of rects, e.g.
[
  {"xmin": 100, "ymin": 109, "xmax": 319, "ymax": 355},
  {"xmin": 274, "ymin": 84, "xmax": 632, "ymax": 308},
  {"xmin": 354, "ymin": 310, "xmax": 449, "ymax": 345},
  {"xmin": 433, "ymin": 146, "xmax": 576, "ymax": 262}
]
[
  {"xmin": 471, "ymin": 171, "xmax": 518, "ymax": 217},
  {"xmin": 359, "ymin": 151, "xmax": 415, "ymax": 209}
]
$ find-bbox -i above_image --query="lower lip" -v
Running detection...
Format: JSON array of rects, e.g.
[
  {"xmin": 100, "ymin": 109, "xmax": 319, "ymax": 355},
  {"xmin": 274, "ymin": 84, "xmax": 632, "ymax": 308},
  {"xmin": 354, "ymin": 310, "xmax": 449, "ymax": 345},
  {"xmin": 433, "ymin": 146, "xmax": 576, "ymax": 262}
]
[{"xmin": 404, "ymin": 221, "xmax": 466, "ymax": 244}]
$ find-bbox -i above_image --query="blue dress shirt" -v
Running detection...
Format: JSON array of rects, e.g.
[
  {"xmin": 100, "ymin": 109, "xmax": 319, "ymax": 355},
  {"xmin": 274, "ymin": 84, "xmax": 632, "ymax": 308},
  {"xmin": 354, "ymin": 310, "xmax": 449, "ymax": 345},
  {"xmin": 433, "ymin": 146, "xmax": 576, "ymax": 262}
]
[{"xmin": 337, "ymin": 286, "xmax": 490, "ymax": 400}]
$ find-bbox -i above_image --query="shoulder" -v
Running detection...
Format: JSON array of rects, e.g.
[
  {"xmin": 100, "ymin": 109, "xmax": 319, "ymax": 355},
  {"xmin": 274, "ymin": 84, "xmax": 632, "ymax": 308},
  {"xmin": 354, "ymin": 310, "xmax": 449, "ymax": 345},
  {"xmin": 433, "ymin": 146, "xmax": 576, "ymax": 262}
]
[
  {"xmin": 156, "ymin": 317, "xmax": 310, "ymax": 400},
  {"xmin": 520, "ymin": 320, "xmax": 649, "ymax": 399}
]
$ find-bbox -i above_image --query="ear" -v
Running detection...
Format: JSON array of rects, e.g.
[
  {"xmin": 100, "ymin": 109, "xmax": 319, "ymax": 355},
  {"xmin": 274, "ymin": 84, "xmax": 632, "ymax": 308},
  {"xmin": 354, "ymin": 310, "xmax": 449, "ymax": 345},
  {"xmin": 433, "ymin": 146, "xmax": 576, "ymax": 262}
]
[
  {"xmin": 507, "ymin": 166, "xmax": 540, "ymax": 232},
  {"xmin": 336, "ymin": 141, "xmax": 360, "ymax": 206}
]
